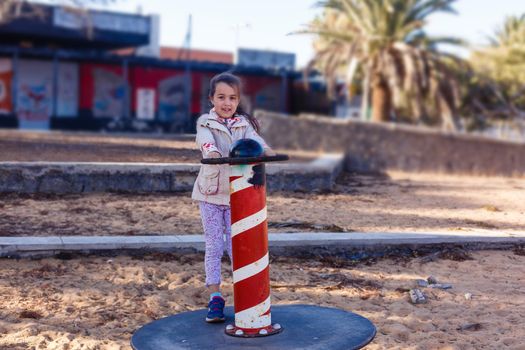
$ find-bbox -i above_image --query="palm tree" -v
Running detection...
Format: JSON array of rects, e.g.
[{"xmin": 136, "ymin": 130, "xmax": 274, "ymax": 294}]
[
  {"xmin": 0, "ymin": 1, "xmax": 40, "ymax": 24},
  {"xmin": 468, "ymin": 15, "xmax": 525, "ymax": 123},
  {"xmin": 491, "ymin": 14, "xmax": 525, "ymax": 48},
  {"xmin": 0, "ymin": 0, "xmax": 117, "ymax": 26},
  {"xmin": 303, "ymin": 0, "xmax": 463, "ymax": 130}
]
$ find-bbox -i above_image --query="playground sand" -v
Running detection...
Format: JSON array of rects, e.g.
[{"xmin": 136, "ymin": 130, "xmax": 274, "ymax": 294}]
[
  {"xmin": 2, "ymin": 171, "xmax": 525, "ymax": 236},
  {"xmin": 2, "ymin": 131, "xmax": 525, "ymax": 349},
  {"xmin": 0, "ymin": 249, "xmax": 523, "ymax": 349}
]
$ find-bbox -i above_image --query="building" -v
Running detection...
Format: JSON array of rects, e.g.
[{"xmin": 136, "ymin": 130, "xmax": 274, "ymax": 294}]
[{"xmin": 0, "ymin": 1, "xmax": 332, "ymax": 133}]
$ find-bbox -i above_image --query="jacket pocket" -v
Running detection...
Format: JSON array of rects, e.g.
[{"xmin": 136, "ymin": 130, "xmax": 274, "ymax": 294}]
[{"xmin": 198, "ymin": 165, "xmax": 220, "ymax": 195}]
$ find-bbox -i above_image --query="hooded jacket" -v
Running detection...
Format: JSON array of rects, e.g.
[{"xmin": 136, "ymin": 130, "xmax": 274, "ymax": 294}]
[{"xmin": 191, "ymin": 109, "xmax": 269, "ymax": 205}]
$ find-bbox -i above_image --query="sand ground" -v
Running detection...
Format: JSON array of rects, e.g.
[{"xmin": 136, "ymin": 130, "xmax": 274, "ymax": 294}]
[
  {"xmin": 1, "ymin": 171, "xmax": 524, "ymax": 350},
  {"xmin": 0, "ymin": 250, "xmax": 524, "ymax": 350},
  {"xmin": 1, "ymin": 130, "xmax": 525, "ymax": 349},
  {"xmin": 1, "ymin": 171, "xmax": 524, "ymax": 237},
  {"xmin": 2, "ymin": 129, "xmax": 524, "ymax": 236}
]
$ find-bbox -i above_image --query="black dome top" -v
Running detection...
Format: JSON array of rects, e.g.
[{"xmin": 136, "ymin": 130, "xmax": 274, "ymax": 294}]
[{"xmin": 229, "ymin": 139, "xmax": 264, "ymax": 158}]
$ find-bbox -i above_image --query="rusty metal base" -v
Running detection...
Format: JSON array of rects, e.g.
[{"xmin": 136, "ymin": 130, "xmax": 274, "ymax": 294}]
[{"xmin": 131, "ymin": 304, "xmax": 376, "ymax": 350}]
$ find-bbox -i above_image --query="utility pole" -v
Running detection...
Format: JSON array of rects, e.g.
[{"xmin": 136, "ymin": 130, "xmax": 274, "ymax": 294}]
[
  {"xmin": 230, "ymin": 22, "xmax": 251, "ymax": 64},
  {"xmin": 182, "ymin": 14, "xmax": 192, "ymax": 132},
  {"xmin": 178, "ymin": 14, "xmax": 192, "ymax": 61}
]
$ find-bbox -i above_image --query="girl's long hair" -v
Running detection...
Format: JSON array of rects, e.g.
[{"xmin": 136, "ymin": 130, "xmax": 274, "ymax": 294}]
[{"xmin": 209, "ymin": 72, "xmax": 260, "ymax": 132}]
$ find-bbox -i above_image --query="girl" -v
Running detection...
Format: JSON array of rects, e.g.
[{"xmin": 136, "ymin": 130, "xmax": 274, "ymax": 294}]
[{"xmin": 191, "ymin": 72, "xmax": 275, "ymax": 323}]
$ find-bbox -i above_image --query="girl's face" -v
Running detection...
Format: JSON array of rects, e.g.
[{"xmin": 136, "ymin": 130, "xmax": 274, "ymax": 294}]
[{"xmin": 210, "ymin": 82, "xmax": 240, "ymax": 119}]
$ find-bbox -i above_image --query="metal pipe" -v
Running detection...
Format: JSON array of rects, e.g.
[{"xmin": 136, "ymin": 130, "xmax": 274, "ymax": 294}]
[
  {"xmin": 203, "ymin": 153, "xmax": 287, "ymax": 338},
  {"xmin": 122, "ymin": 58, "xmax": 129, "ymax": 119},
  {"xmin": 228, "ymin": 162, "xmax": 275, "ymax": 336},
  {"xmin": 12, "ymin": 48, "xmax": 19, "ymax": 118},
  {"xmin": 52, "ymin": 53, "xmax": 58, "ymax": 118}
]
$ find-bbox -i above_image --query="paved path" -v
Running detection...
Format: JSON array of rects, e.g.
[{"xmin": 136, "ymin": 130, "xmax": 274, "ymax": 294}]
[{"xmin": 1, "ymin": 230, "xmax": 524, "ymax": 258}]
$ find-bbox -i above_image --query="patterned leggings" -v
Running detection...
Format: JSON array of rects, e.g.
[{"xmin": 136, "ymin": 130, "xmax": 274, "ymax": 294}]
[{"xmin": 199, "ymin": 201, "xmax": 232, "ymax": 287}]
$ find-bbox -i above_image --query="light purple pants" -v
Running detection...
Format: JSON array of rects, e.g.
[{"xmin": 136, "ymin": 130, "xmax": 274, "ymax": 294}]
[{"xmin": 199, "ymin": 201, "xmax": 232, "ymax": 287}]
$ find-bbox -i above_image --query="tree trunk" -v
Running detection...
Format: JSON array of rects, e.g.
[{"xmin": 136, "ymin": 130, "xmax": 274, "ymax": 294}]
[
  {"xmin": 437, "ymin": 82, "xmax": 461, "ymax": 131},
  {"xmin": 360, "ymin": 62, "xmax": 372, "ymax": 121},
  {"xmin": 371, "ymin": 75, "xmax": 392, "ymax": 123},
  {"xmin": 438, "ymin": 95, "xmax": 460, "ymax": 131}
]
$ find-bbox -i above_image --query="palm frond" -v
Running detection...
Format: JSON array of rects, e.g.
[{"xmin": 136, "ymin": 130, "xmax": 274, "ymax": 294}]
[{"xmin": 300, "ymin": 0, "xmax": 463, "ymax": 128}]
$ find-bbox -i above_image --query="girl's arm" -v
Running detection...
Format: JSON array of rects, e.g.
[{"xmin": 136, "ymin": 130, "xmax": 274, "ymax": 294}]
[
  {"xmin": 196, "ymin": 122, "xmax": 221, "ymax": 158},
  {"xmin": 244, "ymin": 121, "xmax": 276, "ymax": 156}
]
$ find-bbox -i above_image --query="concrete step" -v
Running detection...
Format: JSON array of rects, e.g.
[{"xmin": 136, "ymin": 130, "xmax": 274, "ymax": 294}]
[
  {"xmin": 1, "ymin": 230, "xmax": 524, "ymax": 258},
  {"xmin": 0, "ymin": 154, "xmax": 344, "ymax": 193}
]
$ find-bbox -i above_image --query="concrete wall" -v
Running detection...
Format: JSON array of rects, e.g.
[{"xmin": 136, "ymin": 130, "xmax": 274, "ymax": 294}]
[
  {"xmin": 256, "ymin": 111, "xmax": 525, "ymax": 177},
  {"xmin": 0, "ymin": 158, "xmax": 343, "ymax": 194},
  {"xmin": 0, "ymin": 163, "xmax": 197, "ymax": 194}
]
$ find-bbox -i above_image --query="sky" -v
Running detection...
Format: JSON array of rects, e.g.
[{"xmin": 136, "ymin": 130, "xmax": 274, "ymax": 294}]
[{"xmin": 42, "ymin": 0, "xmax": 525, "ymax": 68}]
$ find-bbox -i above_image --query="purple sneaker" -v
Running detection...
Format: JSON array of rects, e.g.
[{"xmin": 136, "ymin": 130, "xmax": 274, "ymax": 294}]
[{"xmin": 205, "ymin": 296, "xmax": 225, "ymax": 323}]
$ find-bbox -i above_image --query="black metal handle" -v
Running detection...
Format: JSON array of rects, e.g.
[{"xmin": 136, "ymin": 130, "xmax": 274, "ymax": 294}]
[{"xmin": 200, "ymin": 154, "xmax": 289, "ymax": 165}]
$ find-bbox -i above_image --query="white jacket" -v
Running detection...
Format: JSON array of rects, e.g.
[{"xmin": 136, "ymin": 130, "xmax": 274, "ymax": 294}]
[{"xmin": 191, "ymin": 109, "xmax": 269, "ymax": 205}]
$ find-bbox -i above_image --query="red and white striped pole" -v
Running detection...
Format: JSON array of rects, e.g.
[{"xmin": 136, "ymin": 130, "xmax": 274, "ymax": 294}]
[
  {"xmin": 201, "ymin": 140, "xmax": 287, "ymax": 337},
  {"xmin": 224, "ymin": 162, "xmax": 282, "ymax": 337}
]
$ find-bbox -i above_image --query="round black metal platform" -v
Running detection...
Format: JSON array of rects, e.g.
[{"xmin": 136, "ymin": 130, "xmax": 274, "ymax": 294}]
[{"xmin": 131, "ymin": 304, "xmax": 376, "ymax": 350}]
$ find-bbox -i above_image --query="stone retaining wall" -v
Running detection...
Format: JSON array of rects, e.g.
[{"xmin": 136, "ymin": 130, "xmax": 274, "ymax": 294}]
[
  {"xmin": 0, "ymin": 155, "xmax": 343, "ymax": 194},
  {"xmin": 0, "ymin": 163, "xmax": 196, "ymax": 194},
  {"xmin": 256, "ymin": 111, "xmax": 525, "ymax": 176}
]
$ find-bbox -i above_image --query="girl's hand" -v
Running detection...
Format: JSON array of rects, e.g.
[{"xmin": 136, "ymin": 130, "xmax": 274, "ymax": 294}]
[
  {"xmin": 208, "ymin": 151, "xmax": 222, "ymax": 158},
  {"xmin": 264, "ymin": 149, "xmax": 276, "ymax": 156}
]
